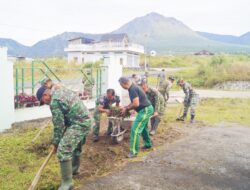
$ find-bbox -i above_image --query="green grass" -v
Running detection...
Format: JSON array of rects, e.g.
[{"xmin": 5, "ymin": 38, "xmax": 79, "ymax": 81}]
[
  {"xmin": 175, "ymin": 55, "xmax": 250, "ymax": 88},
  {"xmin": 0, "ymin": 126, "xmax": 60, "ymax": 190},
  {"xmin": 163, "ymin": 98, "xmax": 250, "ymax": 126},
  {"xmin": 141, "ymin": 54, "xmax": 221, "ymax": 68},
  {"xmin": 14, "ymin": 58, "xmax": 102, "ymax": 83},
  {"xmin": 1, "ymin": 98, "xmax": 250, "ymax": 189}
]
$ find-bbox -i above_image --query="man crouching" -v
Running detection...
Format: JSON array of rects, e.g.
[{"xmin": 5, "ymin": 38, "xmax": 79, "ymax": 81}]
[{"xmin": 36, "ymin": 84, "xmax": 91, "ymax": 190}]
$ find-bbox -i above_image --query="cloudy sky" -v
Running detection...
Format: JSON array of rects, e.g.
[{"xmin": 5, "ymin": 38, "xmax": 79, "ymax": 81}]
[{"xmin": 0, "ymin": 0, "xmax": 249, "ymax": 46}]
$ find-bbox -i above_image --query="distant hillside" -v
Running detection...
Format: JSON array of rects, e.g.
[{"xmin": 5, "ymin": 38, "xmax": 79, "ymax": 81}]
[
  {"xmin": 1, "ymin": 12, "xmax": 250, "ymax": 57},
  {"xmin": 25, "ymin": 32, "xmax": 102, "ymax": 57},
  {"xmin": 0, "ymin": 38, "xmax": 29, "ymax": 56},
  {"xmin": 113, "ymin": 12, "xmax": 250, "ymax": 54},
  {"xmin": 197, "ymin": 31, "xmax": 250, "ymax": 46}
]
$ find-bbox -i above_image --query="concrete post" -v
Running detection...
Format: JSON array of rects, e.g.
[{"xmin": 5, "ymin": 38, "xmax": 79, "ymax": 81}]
[
  {"xmin": 0, "ymin": 47, "xmax": 14, "ymax": 131},
  {"xmin": 102, "ymin": 56, "xmax": 123, "ymax": 99}
]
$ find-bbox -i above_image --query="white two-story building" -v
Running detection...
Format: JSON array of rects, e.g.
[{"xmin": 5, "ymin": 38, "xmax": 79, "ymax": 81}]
[{"xmin": 64, "ymin": 33, "xmax": 144, "ymax": 67}]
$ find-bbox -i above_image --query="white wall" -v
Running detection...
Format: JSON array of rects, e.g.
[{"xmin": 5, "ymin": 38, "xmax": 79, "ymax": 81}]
[
  {"xmin": 67, "ymin": 51, "xmax": 140, "ymax": 67},
  {"xmin": 0, "ymin": 47, "xmax": 14, "ymax": 131},
  {"xmin": 102, "ymin": 56, "xmax": 123, "ymax": 100}
]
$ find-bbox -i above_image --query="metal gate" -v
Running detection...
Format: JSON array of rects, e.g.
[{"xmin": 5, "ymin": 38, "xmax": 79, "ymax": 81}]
[{"xmin": 14, "ymin": 60, "xmax": 106, "ymax": 108}]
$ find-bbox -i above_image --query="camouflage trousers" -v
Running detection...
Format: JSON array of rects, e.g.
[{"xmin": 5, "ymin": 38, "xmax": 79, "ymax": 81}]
[
  {"xmin": 150, "ymin": 116, "xmax": 161, "ymax": 131},
  {"xmin": 57, "ymin": 119, "xmax": 91, "ymax": 162},
  {"xmin": 184, "ymin": 94, "xmax": 200, "ymax": 116},
  {"xmin": 159, "ymin": 90, "xmax": 170, "ymax": 103},
  {"xmin": 92, "ymin": 109, "xmax": 113, "ymax": 136}
]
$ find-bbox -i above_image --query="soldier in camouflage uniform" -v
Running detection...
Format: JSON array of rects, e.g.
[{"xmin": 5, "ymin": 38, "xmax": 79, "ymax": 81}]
[
  {"xmin": 140, "ymin": 81, "xmax": 165, "ymax": 135},
  {"xmin": 92, "ymin": 89, "xmax": 120, "ymax": 142},
  {"xmin": 176, "ymin": 79, "xmax": 199, "ymax": 123},
  {"xmin": 36, "ymin": 84, "xmax": 91, "ymax": 190},
  {"xmin": 82, "ymin": 70, "xmax": 95, "ymax": 99},
  {"xmin": 158, "ymin": 69, "xmax": 166, "ymax": 85},
  {"xmin": 158, "ymin": 76, "xmax": 175, "ymax": 103}
]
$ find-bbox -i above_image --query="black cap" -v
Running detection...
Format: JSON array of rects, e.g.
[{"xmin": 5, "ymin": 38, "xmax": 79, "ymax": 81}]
[{"xmin": 36, "ymin": 86, "xmax": 47, "ymax": 105}]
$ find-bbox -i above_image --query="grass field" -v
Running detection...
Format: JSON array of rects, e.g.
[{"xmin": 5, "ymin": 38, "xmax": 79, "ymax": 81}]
[
  {"xmin": 1, "ymin": 98, "xmax": 249, "ymax": 190},
  {"xmin": 164, "ymin": 98, "xmax": 250, "ymax": 126},
  {"xmin": 174, "ymin": 56, "xmax": 250, "ymax": 88}
]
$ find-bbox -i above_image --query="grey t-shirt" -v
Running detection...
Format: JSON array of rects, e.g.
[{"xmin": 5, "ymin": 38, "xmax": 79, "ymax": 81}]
[{"xmin": 128, "ymin": 83, "xmax": 151, "ymax": 112}]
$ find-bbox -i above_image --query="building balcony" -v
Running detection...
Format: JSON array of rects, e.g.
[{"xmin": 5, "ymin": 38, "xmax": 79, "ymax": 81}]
[{"xmin": 64, "ymin": 42, "xmax": 145, "ymax": 54}]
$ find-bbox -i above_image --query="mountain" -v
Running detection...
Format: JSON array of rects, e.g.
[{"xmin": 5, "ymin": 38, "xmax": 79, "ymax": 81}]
[
  {"xmin": 112, "ymin": 12, "xmax": 250, "ymax": 53},
  {"xmin": 197, "ymin": 31, "xmax": 250, "ymax": 46},
  {"xmin": 26, "ymin": 32, "xmax": 102, "ymax": 57},
  {"xmin": 1, "ymin": 12, "xmax": 250, "ymax": 57},
  {"xmin": 0, "ymin": 38, "xmax": 29, "ymax": 56},
  {"xmin": 0, "ymin": 32, "xmax": 102, "ymax": 58}
]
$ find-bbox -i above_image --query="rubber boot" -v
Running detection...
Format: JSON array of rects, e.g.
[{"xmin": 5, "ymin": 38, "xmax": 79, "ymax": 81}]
[
  {"xmin": 106, "ymin": 121, "xmax": 113, "ymax": 136},
  {"xmin": 72, "ymin": 155, "xmax": 80, "ymax": 175},
  {"xmin": 190, "ymin": 114, "xmax": 195, "ymax": 124},
  {"xmin": 150, "ymin": 117, "xmax": 160, "ymax": 136},
  {"xmin": 58, "ymin": 160, "xmax": 73, "ymax": 190},
  {"xmin": 177, "ymin": 113, "xmax": 187, "ymax": 121}
]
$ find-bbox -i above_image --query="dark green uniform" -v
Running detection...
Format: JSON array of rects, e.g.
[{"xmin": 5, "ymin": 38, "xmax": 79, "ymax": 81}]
[
  {"xmin": 50, "ymin": 86, "xmax": 91, "ymax": 161},
  {"xmin": 145, "ymin": 87, "xmax": 165, "ymax": 133},
  {"xmin": 182, "ymin": 82, "xmax": 199, "ymax": 117},
  {"xmin": 128, "ymin": 83, "xmax": 153, "ymax": 155},
  {"xmin": 158, "ymin": 80, "xmax": 172, "ymax": 102}
]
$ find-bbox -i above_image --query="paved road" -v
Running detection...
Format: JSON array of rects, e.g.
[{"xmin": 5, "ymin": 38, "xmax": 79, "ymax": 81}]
[
  {"xmin": 121, "ymin": 89, "xmax": 250, "ymax": 105},
  {"xmin": 81, "ymin": 124, "xmax": 250, "ymax": 190}
]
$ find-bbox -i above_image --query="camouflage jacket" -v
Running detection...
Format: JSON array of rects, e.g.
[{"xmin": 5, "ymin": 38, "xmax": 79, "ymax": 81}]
[
  {"xmin": 158, "ymin": 72, "xmax": 166, "ymax": 84},
  {"xmin": 159, "ymin": 80, "xmax": 172, "ymax": 92},
  {"xmin": 145, "ymin": 87, "xmax": 165, "ymax": 115},
  {"xmin": 182, "ymin": 82, "xmax": 198, "ymax": 103},
  {"xmin": 50, "ymin": 87, "xmax": 89, "ymax": 145},
  {"xmin": 97, "ymin": 95, "xmax": 120, "ymax": 109}
]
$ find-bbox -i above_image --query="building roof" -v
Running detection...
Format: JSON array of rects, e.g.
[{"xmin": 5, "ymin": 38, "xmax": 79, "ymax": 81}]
[
  {"xmin": 68, "ymin": 37, "xmax": 94, "ymax": 44},
  {"xmin": 100, "ymin": 33, "xmax": 128, "ymax": 42},
  {"xmin": 194, "ymin": 50, "xmax": 214, "ymax": 55}
]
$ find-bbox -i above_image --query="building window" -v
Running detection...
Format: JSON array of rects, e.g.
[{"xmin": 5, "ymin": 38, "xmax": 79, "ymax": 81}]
[
  {"xmin": 74, "ymin": 57, "xmax": 78, "ymax": 62},
  {"xmin": 82, "ymin": 57, "xmax": 84, "ymax": 64}
]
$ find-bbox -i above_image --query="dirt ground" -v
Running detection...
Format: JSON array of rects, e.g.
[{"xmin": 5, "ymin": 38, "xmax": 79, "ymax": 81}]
[
  {"xmin": 80, "ymin": 123, "xmax": 250, "ymax": 190},
  {"xmin": 74, "ymin": 118, "xmax": 189, "ymax": 187}
]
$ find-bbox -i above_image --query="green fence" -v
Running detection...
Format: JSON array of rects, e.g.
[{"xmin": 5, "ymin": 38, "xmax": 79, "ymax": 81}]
[{"xmin": 14, "ymin": 60, "xmax": 105, "ymax": 108}]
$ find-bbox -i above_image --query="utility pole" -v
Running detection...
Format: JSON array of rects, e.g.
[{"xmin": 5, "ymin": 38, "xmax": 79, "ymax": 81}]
[{"xmin": 144, "ymin": 34, "xmax": 148, "ymax": 71}]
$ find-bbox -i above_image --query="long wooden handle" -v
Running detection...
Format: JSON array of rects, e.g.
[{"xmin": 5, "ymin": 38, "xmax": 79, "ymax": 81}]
[
  {"xmin": 28, "ymin": 149, "xmax": 54, "ymax": 190},
  {"xmin": 32, "ymin": 120, "xmax": 50, "ymax": 144},
  {"xmin": 178, "ymin": 105, "xmax": 184, "ymax": 118}
]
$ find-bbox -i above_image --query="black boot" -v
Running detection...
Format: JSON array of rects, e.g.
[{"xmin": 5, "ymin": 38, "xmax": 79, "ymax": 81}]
[
  {"xmin": 176, "ymin": 113, "xmax": 187, "ymax": 121},
  {"xmin": 190, "ymin": 114, "xmax": 195, "ymax": 123}
]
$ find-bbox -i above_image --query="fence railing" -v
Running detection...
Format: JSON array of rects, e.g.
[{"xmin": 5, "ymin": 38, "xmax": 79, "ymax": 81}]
[{"xmin": 14, "ymin": 61, "xmax": 105, "ymax": 109}]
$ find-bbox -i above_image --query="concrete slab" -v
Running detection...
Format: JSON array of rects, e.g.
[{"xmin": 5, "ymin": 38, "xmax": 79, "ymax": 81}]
[{"xmin": 13, "ymin": 100, "xmax": 96, "ymax": 124}]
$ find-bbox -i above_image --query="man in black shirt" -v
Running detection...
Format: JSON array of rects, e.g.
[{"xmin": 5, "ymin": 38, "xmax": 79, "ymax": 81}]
[{"xmin": 119, "ymin": 77, "xmax": 154, "ymax": 158}]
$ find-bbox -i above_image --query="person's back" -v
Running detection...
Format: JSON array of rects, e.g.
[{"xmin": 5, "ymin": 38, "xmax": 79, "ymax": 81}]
[
  {"xmin": 50, "ymin": 87, "xmax": 89, "ymax": 127},
  {"xmin": 128, "ymin": 83, "xmax": 151, "ymax": 112},
  {"xmin": 158, "ymin": 70, "xmax": 166, "ymax": 84},
  {"xmin": 146, "ymin": 87, "xmax": 165, "ymax": 114}
]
